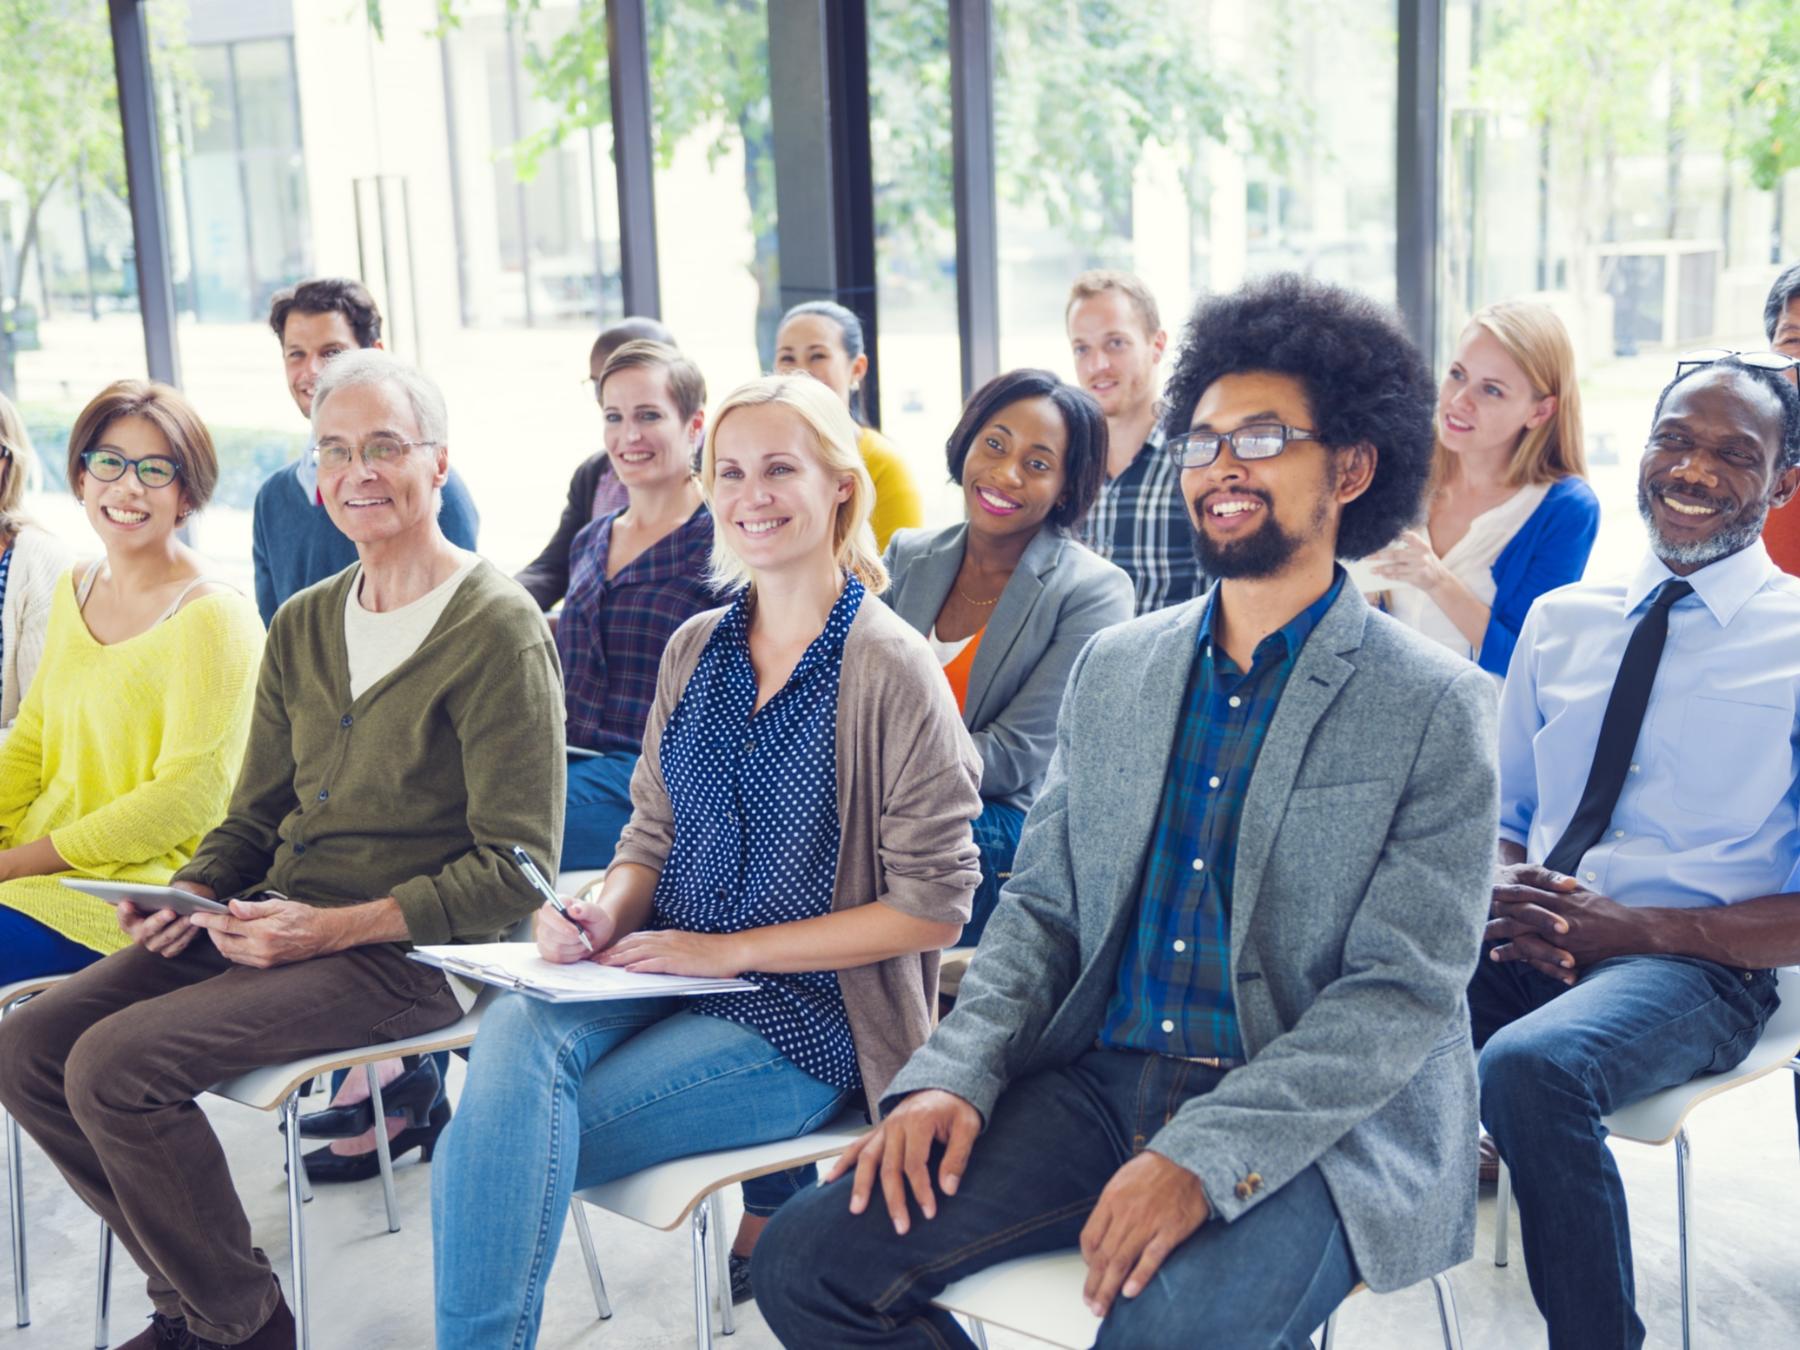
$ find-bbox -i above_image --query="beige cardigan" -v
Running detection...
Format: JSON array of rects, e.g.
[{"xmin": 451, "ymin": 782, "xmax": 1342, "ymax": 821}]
[
  {"xmin": 612, "ymin": 592, "xmax": 983, "ymax": 1118},
  {"xmin": 1, "ymin": 525, "xmax": 73, "ymax": 738}
]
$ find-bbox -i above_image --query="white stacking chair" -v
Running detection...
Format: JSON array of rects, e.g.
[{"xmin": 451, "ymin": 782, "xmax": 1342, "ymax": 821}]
[
  {"xmin": 1, "ymin": 974, "xmax": 90, "ymax": 1336},
  {"xmin": 1491, "ymin": 965, "xmax": 1800, "ymax": 1350},
  {"xmin": 932, "ymin": 1251, "xmax": 1463, "ymax": 1349},
  {"xmin": 567, "ymin": 1113, "xmax": 869, "ymax": 1348}
]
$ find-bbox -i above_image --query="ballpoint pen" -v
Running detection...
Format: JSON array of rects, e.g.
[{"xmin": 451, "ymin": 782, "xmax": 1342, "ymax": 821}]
[{"xmin": 509, "ymin": 845, "xmax": 596, "ymax": 954}]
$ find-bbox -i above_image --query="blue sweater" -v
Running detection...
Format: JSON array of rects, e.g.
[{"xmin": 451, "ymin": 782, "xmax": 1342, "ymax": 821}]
[
  {"xmin": 251, "ymin": 460, "xmax": 482, "ymax": 624},
  {"xmin": 1479, "ymin": 474, "xmax": 1600, "ymax": 676}
]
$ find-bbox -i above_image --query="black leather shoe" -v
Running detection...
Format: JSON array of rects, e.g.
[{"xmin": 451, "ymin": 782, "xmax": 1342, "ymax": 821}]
[
  {"xmin": 729, "ymin": 1251, "xmax": 754, "ymax": 1305},
  {"xmin": 296, "ymin": 1056, "xmax": 441, "ymax": 1139},
  {"xmin": 300, "ymin": 1099, "xmax": 451, "ymax": 1184},
  {"xmin": 117, "ymin": 1311, "xmax": 195, "ymax": 1349}
]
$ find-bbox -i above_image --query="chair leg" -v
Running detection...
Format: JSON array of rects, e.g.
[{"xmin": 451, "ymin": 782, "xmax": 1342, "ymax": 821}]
[
  {"xmin": 1429, "ymin": 1272, "xmax": 1465, "ymax": 1350},
  {"xmin": 5, "ymin": 995, "xmax": 31, "ymax": 1328},
  {"xmin": 281, "ymin": 1093, "xmax": 312, "ymax": 1350},
  {"xmin": 567, "ymin": 1200, "xmax": 612, "ymax": 1320},
  {"xmin": 1674, "ymin": 1126, "xmax": 1692, "ymax": 1350},
  {"xmin": 95, "ymin": 1221, "xmax": 113, "ymax": 1349},
  {"xmin": 968, "ymin": 1315, "xmax": 990, "ymax": 1350},
  {"xmin": 1319, "ymin": 1307, "xmax": 1337, "ymax": 1349},
  {"xmin": 690, "ymin": 1203, "xmax": 714, "ymax": 1350},
  {"xmin": 6, "ymin": 1105, "xmax": 28, "ymax": 1327},
  {"xmin": 709, "ymin": 1190, "xmax": 735, "ymax": 1336},
  {"xmin": 1493, "ymin": 1161, "xmax": 1510, "ymax": 1267},
  {"xmin": 365, "ymin": 1064, "xmax": 401, "ymax": 1234}
]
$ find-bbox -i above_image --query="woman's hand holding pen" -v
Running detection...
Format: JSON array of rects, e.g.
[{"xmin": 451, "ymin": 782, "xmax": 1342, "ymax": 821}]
[{"xmin": 535, "ymin": 900, "xmax": 617, "ymax": 964}]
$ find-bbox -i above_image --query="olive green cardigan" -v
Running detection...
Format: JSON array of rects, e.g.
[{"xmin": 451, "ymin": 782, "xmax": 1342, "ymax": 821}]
[{"xmin": 177, "ymin": 561, "xmax": 565, "ymax": 945}]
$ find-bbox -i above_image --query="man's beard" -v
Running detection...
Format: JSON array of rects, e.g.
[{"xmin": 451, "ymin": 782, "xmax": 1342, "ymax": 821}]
[
  {"xmin": 1191, "ymin": 488, "xmax": 1329, "ymax": 579},
  {"xmin": 1636, "ymin": 478, "xmax": 1768, "ymax": 568}
]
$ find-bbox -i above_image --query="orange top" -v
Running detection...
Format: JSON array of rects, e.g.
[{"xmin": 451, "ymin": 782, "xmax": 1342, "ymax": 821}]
[
  {"xmin": 940, "ymin": 626, "xmax": 985, "ymax": 714},
  {"xmin": 1764, "ymin": 499, "xmax": 1800, "ymax": 577}
]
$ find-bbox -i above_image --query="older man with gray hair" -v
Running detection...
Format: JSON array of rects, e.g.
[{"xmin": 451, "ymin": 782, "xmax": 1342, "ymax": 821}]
[{"xmin": 0, "ymin": 350, "xmax": 564, "ymax": 1350}]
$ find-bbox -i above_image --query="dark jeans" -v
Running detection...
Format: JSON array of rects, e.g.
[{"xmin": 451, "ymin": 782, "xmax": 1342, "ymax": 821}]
[
  {"xmin": 0, "ymin": 907, "xmax": 105, "ymax": 983},
  {"xmin": 965, "ymin": 799, "xmax": 1026, "ymax": 948},
  {"xmin": 0, "ymin": 938, "xmax": 463, "ymax": 1343},
  {"xmin": 1471, "ymin": 952, "xmax": 1778, "ymax": 1350},
  {"xmin": 753, "ymin": 1046, "xmax": 1357, "ymax": 1348}
]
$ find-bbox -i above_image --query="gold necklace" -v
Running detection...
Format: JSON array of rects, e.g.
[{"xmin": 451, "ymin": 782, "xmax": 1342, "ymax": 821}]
[{"xmin": 955, "ymin": 581, "xmax": 1002, "ymax": 607}]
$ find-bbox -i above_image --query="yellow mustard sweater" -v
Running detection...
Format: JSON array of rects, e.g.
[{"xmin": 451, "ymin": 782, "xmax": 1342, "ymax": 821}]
[
  {"xmin": 0, "ymin": 575, "xmax": 264, "ymax": 954},
  {"xmin": 858, "ymin": 425, "xmax": 925, "ymax": 551}
]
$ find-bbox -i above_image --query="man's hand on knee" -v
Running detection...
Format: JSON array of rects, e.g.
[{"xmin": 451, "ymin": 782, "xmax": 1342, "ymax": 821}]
[
  {"xmin": 1079, "ymin": 1151, "xmax": 1210, "ymax": 1319},
  {"xmin": 827, "ymin": 1089, "xmax": 981, "ymax": 1235}
]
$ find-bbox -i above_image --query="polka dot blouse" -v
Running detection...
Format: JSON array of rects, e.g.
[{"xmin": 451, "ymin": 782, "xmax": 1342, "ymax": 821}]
[{"xmin": 649, "ymin": 576, "xmax": 867, "ymax": 1094}]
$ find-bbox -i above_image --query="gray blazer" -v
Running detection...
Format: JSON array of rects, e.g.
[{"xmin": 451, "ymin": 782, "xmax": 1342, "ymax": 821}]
[
  {"xmin": 882, "ymin": 524, "xmax": 1134, "ymax": 810},
  {"xmin": 887, "ymin": 582, "xmax": 1500, "ymax": 1292}
]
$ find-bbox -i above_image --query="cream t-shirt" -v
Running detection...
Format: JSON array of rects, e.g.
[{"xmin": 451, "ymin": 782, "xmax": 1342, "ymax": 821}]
[{"xmin": 343, "ymin": 550, "xmax": 483, "ymax": 699}]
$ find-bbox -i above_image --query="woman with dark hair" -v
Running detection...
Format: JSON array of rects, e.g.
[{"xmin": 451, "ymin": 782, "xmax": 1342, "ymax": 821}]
[
  {"xmin": 0, "ymin": 380, "xmax": 262, "ymax": 983},
  {"xmin": 774, "ymin": 300, "xmax": 924, "ymax": 549},
  {"xmin": 882, "ymin": 369, "xmax": 1132, "ymax": 944}
]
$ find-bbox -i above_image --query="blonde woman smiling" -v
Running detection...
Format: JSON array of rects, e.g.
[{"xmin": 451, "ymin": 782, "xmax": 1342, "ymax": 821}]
[{"xmin": 433, "ymin": 373, "xmax": 981, "ymax": 1348}]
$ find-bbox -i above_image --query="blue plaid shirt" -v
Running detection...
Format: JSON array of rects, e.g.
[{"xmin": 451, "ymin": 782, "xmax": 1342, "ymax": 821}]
[
  {"xmin": 1098, "ymin": 570, "xmax": 1344, "ymax": 1061},
  {"xmin": 556, "ymin": 505, "xmax": 721, "ymax": 753}
]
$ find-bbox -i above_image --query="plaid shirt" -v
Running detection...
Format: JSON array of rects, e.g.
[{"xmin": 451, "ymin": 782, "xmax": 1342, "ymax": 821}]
[
  {"xmin": 557, "ymin": 505, "xmax": 720, "ymax": 753},
  {"xmin": 1098, "ymin": 570, "xmax": 1344, "ymax": 1061},
  {"xmin": 1083, "ymin": 424, "xmax": 1207, "ymax": 615}
]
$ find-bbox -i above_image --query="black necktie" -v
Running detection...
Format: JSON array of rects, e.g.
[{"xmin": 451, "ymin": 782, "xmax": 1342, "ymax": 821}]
[{"xmin": 1543, "ymin": 578, "xmax": 1694, "ymax": 876}]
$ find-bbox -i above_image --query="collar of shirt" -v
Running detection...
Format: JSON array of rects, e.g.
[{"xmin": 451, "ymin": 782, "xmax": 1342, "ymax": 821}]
[
  {"xmin": 715, "ymin": 572, "xmax": 866, "ymax": 687},
  {"xmin": 589, "ymin": 504, "xmax": 714, "ymax": 588},
  {"xmin": 1195, "ymin": 565, "xmax": 1346, "ymax": 671},
  {"xmin": 1111, "ymin": 421, "xmax": 1170, "ymax": 486},
  {"xmin": 1623, "ymin": 538, "xmax": 1775, "ymax": 628},
  {"xmin": 296, "ymin": 447, "xmax": 321, "ymax": 506}
]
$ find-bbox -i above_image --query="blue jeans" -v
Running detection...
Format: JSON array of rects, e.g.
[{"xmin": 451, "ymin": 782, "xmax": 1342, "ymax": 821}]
[
  {"xmin": 965, "ymin": 799, "xmax": 1026, "ymax": 948},
  {"xmin": 561, "ymin": 751, "xmax": 638, "ymax": 871},
  {"xmin": 431, "ymin": 993, "xmax": 848, "ymax": 1349},
  {"xmin": 0, "ymin": 907, "xmax": 104, "ymax": 984},
  {"xmin": 1471, "ymin": 952, "xmax": 1778, "ymax": 1350},
  {"xmin": 754, "ymin": 1046, "xmax": 1357, "ymax": 1348}
]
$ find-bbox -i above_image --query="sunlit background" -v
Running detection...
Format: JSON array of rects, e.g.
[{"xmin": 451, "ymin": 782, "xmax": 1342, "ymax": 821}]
[{"xmin": 6, "ymin": 0, "xmax": 1798, "ymax": 598}]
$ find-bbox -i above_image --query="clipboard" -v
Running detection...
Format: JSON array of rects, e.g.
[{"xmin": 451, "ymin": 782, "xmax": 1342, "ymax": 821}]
[{"xmin": 409, "ymin": 942, "xmax": 755, "ymax": 1003}]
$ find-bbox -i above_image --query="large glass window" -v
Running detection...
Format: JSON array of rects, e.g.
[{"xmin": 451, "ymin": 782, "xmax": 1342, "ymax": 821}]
[
  {"xmin": 1443, "ymin": 0, "xmax": 1800, "ymax": 583},
  {"xmin": 868, "ymin": 0, "xmax": 960, "ymax": 523},
  {"xmin": 1, "ymin": 3, "xmax": 148, "ymax": 547},
  {"xmin": 649, "ymin": 0, "xmax": 777, "ymax": 389},
  {"xmin": 991, "ymin": 0, "xmax": 1398, "ymax": 376}
]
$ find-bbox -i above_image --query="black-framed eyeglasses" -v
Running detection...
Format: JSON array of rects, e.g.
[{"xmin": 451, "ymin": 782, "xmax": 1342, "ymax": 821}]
[
  {"xmin": 79, "ymin": 448, "xmax": 181, "ymax": 489},
  {"xmin": 1165, "ymin": 422, "xmax": 1320, "ymax": 470},
  {"xmin": 1674, "ymin": 348, "xmax": 1800, "ymax": 379},
  {"xmin": 313, "ymin": 436, "xmax": 437, "ymax": 471}
]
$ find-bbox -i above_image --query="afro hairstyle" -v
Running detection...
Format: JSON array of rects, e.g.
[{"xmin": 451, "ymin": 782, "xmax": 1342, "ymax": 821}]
[{"xmin": 1160, "ymin": 273, "xmax": 1436, "ymax": 559}]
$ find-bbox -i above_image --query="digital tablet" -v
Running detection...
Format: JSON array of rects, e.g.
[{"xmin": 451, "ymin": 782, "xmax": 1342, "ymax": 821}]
[{"xmin": 59, "ymin": 879, "xmax": 231, "ymax": 916}]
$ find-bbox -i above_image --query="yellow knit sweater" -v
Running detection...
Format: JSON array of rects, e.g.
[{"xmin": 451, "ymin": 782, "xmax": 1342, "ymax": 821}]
[
  {"xmin": 0, "ymin": 574, "xmax": 264, "ymax": 954},
  {"xmin": 858, "ymin": 425, "xmax": 925, "ymax": 551}
]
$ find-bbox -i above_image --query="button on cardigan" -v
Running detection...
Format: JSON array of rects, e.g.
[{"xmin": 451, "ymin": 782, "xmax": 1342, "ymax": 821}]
[
  {"xmin": 612, "ymin": 588, "xmax": 983, "ymax": 1118},
  {"xmin": 177, "ymin": 559, "xmax": 564, "ymax": 946}
]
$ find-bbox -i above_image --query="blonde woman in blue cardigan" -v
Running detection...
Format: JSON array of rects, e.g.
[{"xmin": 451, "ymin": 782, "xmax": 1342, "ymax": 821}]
[{"xmin": 1364, "ymin": 301, "xmax": 1598, "ymax": 675}]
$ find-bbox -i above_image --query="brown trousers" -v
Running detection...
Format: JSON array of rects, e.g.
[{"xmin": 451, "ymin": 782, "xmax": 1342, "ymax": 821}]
[{"xmin": 0, "ymin": 937, "xmax": 461, "ymax": 1343}]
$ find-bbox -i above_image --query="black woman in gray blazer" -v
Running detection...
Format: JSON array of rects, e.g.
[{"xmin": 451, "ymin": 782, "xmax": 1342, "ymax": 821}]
[{"xmin": 882, "ymin": 370, "xmax": 1133, "ymax": 943}]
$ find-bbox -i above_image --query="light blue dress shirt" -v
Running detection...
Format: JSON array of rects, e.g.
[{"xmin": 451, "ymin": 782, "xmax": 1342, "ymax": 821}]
[{"xmin": 1497, "ymin": 540, "xmax": 1800, "ymax": 908}]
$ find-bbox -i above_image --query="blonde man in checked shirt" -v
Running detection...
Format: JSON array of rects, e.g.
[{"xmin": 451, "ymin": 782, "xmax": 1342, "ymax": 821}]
[{"xmin": 1067, "ymin": 269, "xmax": 1208, "ymax": 614}]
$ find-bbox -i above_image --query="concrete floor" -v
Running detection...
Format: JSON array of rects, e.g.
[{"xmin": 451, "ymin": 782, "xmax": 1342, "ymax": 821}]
[{"xmin": 4, "ymin": 1062, "xmax": 1798, "ymax": 1350}]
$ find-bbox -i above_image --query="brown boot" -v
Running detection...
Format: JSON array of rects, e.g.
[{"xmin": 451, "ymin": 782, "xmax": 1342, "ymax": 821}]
[
  {"xmin": 194, "ymin": 1279, "xmax": 295, "ymax": 1350},
  {"xmin": 116, "ymin": 1311, "xmax": 196, "ymax": 1350}
]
